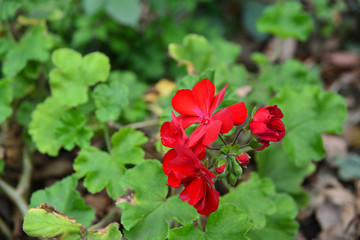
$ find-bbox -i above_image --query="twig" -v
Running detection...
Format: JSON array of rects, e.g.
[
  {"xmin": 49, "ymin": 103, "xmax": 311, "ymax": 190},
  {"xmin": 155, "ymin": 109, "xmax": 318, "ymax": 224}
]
[
  {"xmin": 108, "ymin": 119, "xmax": 159, "ymax": 130},
  {"xmin": 231, "ymin": 128, "xmax": 244, "ymax": 146},
  {"xmin": 218, "ymin": 134, "xmax": 228, "ymax": 145},
  {"xmin": 0, "ymin": 216, "xmax": 12, "ymax": 240},
  {"xmin": 88, "ymin": 208, "xmax": 122, "ymax": 231},
  {"xmin": 207, "ymin": 147, "xmax": 220, "ymax": 151},
  {"xmin": 0, "ymin": 179, "xmax": 28, "ymax": 216},
  {"xmin": 17, "ymin": 148, "xmax": 32, "ymax": 195}
]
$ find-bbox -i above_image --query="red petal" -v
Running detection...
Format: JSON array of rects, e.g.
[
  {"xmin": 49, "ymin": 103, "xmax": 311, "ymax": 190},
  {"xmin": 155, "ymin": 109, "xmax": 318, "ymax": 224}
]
[
  {"xmin": 187, "ymin": 124, "xmax": 207, "ymax": 147},
  {"xmin": 172, "ymin": 89, "xmax": 202, "ymax": 116},
  {"xmin": 209, "ymin": 84, "xmax": 228, "ymax": 113},
  {"xmin": 266, "ymin": 105, "xmax": 283, "ymax": 119},
  {"xmin": 211, "ymin": 108, "xmax": 234, "ymax": 134},
  {"xmin": 203, "ymin": 120, "xmax": 222, "ymax": 146},
  {"xmin": 226, "ymin": 102, "xmax": 247, "ymax": 125},
  {"xmin": 249, "ymin": 121, "xmax": 272, "ymax": 135},
  {"xmin": 215, "ymin": 164, "xmax": 226, "ymax": 174},
  {"xmin": 196, "ymin": 185, "xmax": 219, "ymax": 215},
  {"xmin": 192, "ymin": 79, "xmax": 215, "ymax": 114},
  {"xmin": 176, "ymin": 115, "xmax": 200, "ymax": 129},
  {"xmin": 179, "ymin": 178, "xmax": 204, "ymax": 205},
  {"xmin": 252, "ymin": 107, "xmax": 270, "ymax": 122}
]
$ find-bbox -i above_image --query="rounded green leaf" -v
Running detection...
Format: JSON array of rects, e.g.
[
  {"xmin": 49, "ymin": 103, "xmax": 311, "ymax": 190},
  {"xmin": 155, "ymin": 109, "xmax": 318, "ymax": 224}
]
[
  {"xmin": 23, "ymin": 207, "xmax": 83, "ymax": 239},
  {"xmin": 29, "ymin": 175, "xmax": 95, "ymax": 227},
  {"xmin": 118, "ymin": 160, "xmax": 199, "ymax": 240},
  {"xmin": 49, "ymin": 48, "xmax": 110, "ymax": 107},
  {"xmin": 54, "ymin": 109, "xmax": 93, "ymax": 150},
  {"xmin": 0, "ymin": 78, "xmax": 13, "ymax": 123},
  {"xmin": 270, "ymin": 86, "xmax": 347, "ymax": 166},
  {"xmin": 221, "ymin": 173, "xmax": 276, "ymax": 229},
  {"xmin": 257, "ymin": 1, "xmax": 314, "ymax": 41},
  {"xmin": 29, "ymin": 97, "xmax": 68, "ymax": 156},
  {"xmin": 92, "ymin": 80, "xmax": 129, "ymax": 122},
  {"xmin": 256, "ymin": 145, "xmax": 315, "ymax": 207}
]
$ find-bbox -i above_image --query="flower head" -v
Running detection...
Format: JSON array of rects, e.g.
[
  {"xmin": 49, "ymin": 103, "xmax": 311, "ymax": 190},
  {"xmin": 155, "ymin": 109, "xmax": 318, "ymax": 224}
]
[
  {"xmin": 172, "ymin": 79, "xmax": 247, "ymax": 147},
  {"xmin": 162, "ymin": 146, "xmax": 219, "ymax": 215},
  {"xmin": 249, "ymin": 105, "xmax": 285, "ymax": 142},
  {"xmin": 236, "ymin": 153, "xmax": 250, "ymax": 166}
]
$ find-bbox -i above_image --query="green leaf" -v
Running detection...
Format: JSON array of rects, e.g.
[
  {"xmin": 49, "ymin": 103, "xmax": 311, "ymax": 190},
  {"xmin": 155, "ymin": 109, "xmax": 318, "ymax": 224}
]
[
  {"xmin": 335, "ymin": 154, "xmax": 360, "ymax": 181},
  {"xmin": 210, "ymin": 38, "xmax": 241, "ymax": 65},
  {"xmin": 23, "ymin": 206, "xmax": 83, "ymax": 239},
  {"xmin": 169, "ymin": 204, "xmax": 252, "ymax": 240},
  {"xmin": 74, "ymin": 128, "xmax": 148, "ymax": 199},
  {"xmin": 88, "ymin": 223, "xmax": 123, "ymax": 240},
  {"xmin": 256, "ymin": 145, "xmax": 315, "ymax": 207},
  {"xmin": 0, "ymin": 0, "xmax": 21, "ymax": 20},
  {"xmin": 29, "ymin": 97, "xmax": 68, "ymax": 156},
  {"xmin": 169, "ymin": 34, "xmax": 217, "ymax": 74},
  {"xmin": 257, "ymin": 1, "xmax": 314, "ymax": 41},
  {"xmin": 0, "ymin": 78, "xmax": 13, "ymax": 123},
  {"xmin": 270, "ymin": 86, "xmax": 347, "ymax": 166},
  {"xmin": 247, "ymin": 194, "xmax": 299, "ymax": 240},
  {"xmin": 3, "ymin": 27, "xmax": 50, "ymax": 77},
  {"xmin": 82, "ymin": 0, "xmax": 104, "ymax": 15},
  {"xmin": 29, "ymin": 175, "xmax": 95, "ymax": 227},
  {"xmin": 259, "ymin": 59, "xmax": 322, "ymax": 90},
  {"xmin": 16, "ymin": 101, "xmax": 36, "ymax": 126},
  {"xmin": 0, "ymin": 159, "xmax": 4, "ymax": 176},
  {"xmin": 92, "ymin": 79, "xmax": 129, "ymax": 122},
  {"xmin": 221, "ymin": 173, "xmax": 276, "ymax": 229},
  {"xmin": 54, "ymin": 109, "xmax": 93, "ymax": 150},
  {"xmin": 118, "ymin": 160, "xmax": 199, "ymax": 240},
  {"xmin": 49, "ymin": 48, "xmax": 110, "ymax": 107},
  {"xmin": 105, "ymin": 0, "xmax": 141, "ymax": 27}
]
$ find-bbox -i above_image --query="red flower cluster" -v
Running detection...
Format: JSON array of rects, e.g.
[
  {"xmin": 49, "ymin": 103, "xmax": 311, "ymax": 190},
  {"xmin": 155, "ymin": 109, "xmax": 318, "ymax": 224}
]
[
  {"xmin": 160, "ymin": 79, "xmax": 285, "ymax": 215},
  {"xmin": 161, "ymin": 79, "xmax": 247, "ymax": 215},
  {"xmin": 249, "ymin": 105, "xmax": 285, "ymax": 150}
]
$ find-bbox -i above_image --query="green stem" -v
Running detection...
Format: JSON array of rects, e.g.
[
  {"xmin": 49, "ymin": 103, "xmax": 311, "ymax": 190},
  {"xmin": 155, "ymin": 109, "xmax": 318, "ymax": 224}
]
[
  {"xmin": 238, "ymin": 145, "xmax": 253, "ymax": 153},
  {"xmin": 0, "ymin": 179, "xmax": 28, "ymax": 216},
  {"xmin": 88, "ymin": 208, "xmax": 122, "ymax": 231},
  {"xmin": 197, "ymin": 216, "xmax": 203, "ymax": 231},
  {"xmin": 0, "ymin": 217, "xmax": 11, "ymax": 240},
  {"xmin": 218, "ymin": 134, "xmax": 228, "ymax": 145},
  {"xmin": 231, "ymin": 128, "xmax": 244, "ymax": 146},
  {"xmin": 103, "ymin": 123, "xmax": 112, "ymax": 152}
]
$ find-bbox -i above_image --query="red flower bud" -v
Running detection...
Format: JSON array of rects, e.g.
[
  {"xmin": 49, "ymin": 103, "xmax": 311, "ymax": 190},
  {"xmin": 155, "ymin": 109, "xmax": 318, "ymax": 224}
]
[
  {"xmin": 215, "ymin": 164, "xmax": 226, "ymax": 174},
  {"xmin": 236, "ymin": 153, "xmax": 250, "ymax": 166},
  {"xmin": 249, "ymin": 105, "xmax": 285, "ymax": 142}
]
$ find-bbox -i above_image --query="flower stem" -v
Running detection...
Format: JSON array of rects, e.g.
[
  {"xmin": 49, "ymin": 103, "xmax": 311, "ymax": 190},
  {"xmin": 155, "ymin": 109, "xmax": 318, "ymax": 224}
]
[
  {"xmin": 0, "ymin": 216, "xmax": 12, "ymax": 240},
  {"xmin": 218, "ymin": 134, "xmax": 228, "ymax": 145},
  {"xmin": 103, "ymin": 123, "xmax": 112, "ymax": 152},
  {"xmin": 197, "ymin": 216, "xmax": 203, "ymax": 231},
  {"xmin": 207, "ymin": 147, "xmax": 220, "ymax": 151},
  {"xmin": 88, "ymin": 208, "xmax": 122, "ymax": 231},
  {"xmin": 231, "ymin": 128, "xmax": 244, "ymax": 146},
  {"xmin": 238, "ymin": 145, "xmax": 253, "ymax": 152}
]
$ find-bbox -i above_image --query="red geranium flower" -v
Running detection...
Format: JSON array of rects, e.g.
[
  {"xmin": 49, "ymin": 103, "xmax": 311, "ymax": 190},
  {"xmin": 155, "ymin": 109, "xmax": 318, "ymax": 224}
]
[
  {"xmin": 162, "ymin": 146, "xmax": 219, "ymax": 215},
  {"xmin": 249, "ymin": 105, "xmax": 285, "ymax": 142},
  {"xmin": 172, "ymin": 79, "xmax": 247, "ymax": 147},
  {"xmin": 160, "ymin": 112, "xmax": 206, "ymax": 158}
]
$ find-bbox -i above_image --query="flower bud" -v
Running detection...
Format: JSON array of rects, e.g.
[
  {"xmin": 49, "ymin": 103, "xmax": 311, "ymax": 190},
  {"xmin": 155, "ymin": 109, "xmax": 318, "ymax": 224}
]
[
  {"xmin": 226, "ymin": 173, "xmax": 237, "ymax": 185},
  {"xmin": 233, "ymin": 162, "xmax": 243, "ymax": 177},
  {"xmin": 236, "ymin": 153, "xmax": 250, "ymax": 166},
  {"xmin": 215, "ymin": 164, "xmax": 226, "ymax": 174}
]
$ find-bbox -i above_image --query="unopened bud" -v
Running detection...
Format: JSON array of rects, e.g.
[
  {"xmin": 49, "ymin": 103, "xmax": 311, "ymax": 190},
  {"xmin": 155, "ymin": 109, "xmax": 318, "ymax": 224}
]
[{"xmin": 236, "ymin": 153, "xmax": 250, "ymax": 166}]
